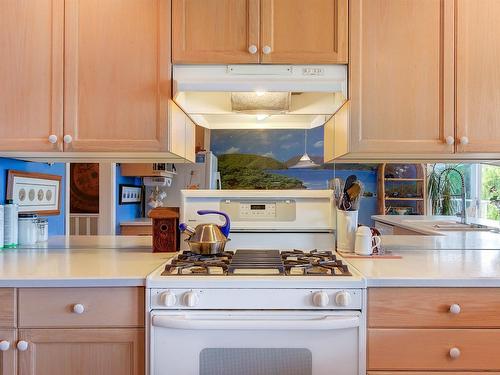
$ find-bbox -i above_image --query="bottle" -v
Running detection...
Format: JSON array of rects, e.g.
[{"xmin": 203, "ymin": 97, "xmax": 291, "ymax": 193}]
[
  {"xmin": 0, "ymin": 205, "xmax": 4, "ymax": 249},
  {"xmin": 4, "ymin": 200, "xmax": 18, "ymax": 248}
]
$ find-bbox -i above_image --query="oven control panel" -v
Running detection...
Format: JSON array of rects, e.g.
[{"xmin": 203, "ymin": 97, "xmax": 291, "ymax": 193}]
[{"xmin": 220, "ymin": 199, "xmax": 296, "ymax": 221}]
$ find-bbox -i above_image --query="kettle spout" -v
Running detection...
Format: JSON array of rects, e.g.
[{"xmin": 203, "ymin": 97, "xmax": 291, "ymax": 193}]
[{"xmin": 179, "ymin": 223, "xmax": 196, "ymax": 238}]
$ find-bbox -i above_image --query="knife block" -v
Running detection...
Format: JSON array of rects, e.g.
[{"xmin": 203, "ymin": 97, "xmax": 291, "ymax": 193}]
[{"xmin": 148, "ymin": 207, "xmax": 180, "ymax": 253}]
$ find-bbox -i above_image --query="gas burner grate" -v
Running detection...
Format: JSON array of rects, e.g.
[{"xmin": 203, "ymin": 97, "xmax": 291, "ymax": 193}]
[
  {"xmin": 162, "ymin": 249, "xmax": 351, "ymax": 277},
  {"xmin": 282, "ymin": 249, "xmax": 352, "ymax": 277}
]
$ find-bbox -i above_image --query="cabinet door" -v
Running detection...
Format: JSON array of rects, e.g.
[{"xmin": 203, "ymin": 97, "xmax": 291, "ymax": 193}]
[
  {"xmin": 349, "ymin": 0, "xmax": 455, "ymax": 154},
  {"xmin": 456, "ymin": 0, "xmax": 500, "ymax": 153},
  {"xmin": 64, "ymin": 0, "xmax": 170, "ymax": 152},
  {"xmin": 0, "ymin": 330, "xmax": 16, "ymax": 375},
  {"xmin": 18, "ymin": 328, "xmax": 144, "ymax": 375},
  {"xmin": 172, "ymin": 0, "xmax": 260, "ymax": 63},
  {"xmin": 261, "ymin": 0, "xmax": 348, "ymax": 64},
  {"xmin": 0, "ymin": 0, "xmax": 63, "ymax": 151}
]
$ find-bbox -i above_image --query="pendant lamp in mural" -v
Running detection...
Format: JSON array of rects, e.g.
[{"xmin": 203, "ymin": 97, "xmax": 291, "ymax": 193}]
[{"xmin": 289, "ymin": 130, "xmax": 320, "ymax": 169}]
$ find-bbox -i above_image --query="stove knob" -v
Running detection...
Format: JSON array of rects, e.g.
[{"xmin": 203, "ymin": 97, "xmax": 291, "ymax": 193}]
[
  {"xmin": 159, "ymin": 291, "xmax": 177, "ymax": 307},
  {"xmin": 183, "ymin": 291, "xmax": 199, "ymax": 307},
  {"xmin": 335, "ymin": 291, "xmax": 352, "ymax": 307},
  {"xmin": 312, "ymin": 291, "xmax": 329, "ymax": 307}
]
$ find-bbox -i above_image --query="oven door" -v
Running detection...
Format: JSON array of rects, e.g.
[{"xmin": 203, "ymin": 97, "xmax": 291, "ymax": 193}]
[{"xmin": 151, "ymin": 310, "xmax": 361, "ymax": 375}]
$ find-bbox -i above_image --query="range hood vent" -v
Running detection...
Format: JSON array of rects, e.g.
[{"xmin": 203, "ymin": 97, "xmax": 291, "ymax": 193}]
[{"xmin": 173, "ymin": 64, "xmax": 347, "ymax": 130}]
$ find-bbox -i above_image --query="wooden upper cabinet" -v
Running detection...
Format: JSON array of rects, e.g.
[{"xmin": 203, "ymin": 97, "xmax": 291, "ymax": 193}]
[
  {"xmin": 260, "ymin": 0, "xmax": 348, "ymax": 64},
  {"xmin": 172, "ymin": 0, "xmax": 260, "ymax": 64},
  {"xmin": 64, "ymin": 0, "xmax": 171, "ymax": 152},
  {"xmin": 0, "ymin": 0, "xmax": 63, "ymax": 152},
  {"xmin": 18, "ymin": 328, "xmax": 144, "ymax": 375},
  {"xmin": 349, "ymin": 0, "xmax": 455, "ymax": 154},
  {"xmin": 456, "ymin": 0, "xmax": 500, "ymax": 153}
]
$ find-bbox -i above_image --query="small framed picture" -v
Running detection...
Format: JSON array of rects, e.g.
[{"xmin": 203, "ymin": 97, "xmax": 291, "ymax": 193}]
[
  {"xmin": 119, "ymin": 184, "xmax": 143, "ymax": 205},
  {"xmin": 7, "ymin": 170, "xmax": 62, "ymax": 215}
]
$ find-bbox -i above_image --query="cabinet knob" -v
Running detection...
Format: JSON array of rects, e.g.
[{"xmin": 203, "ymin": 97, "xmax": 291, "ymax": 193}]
[
  {"xmin": 449, "ymin": 303, "xmax": 461, "ymax": 314},
  {"xmin": 449, "ymin": 347, "xmax": 461, "ymax": 359},
  {"xmin": 262, "ymin": 45, "xmax": 272, "ymax": 55},
  {"xmin": 72, "ymin": 303, "xmax": 85, "ymax": 314},
  {"xmin": 17, "ymin": 341, "xmax": 29, "ymax": 351},
  {"xmin": 0, "ymin": 340, "xmax": 10, "ymax": 352},
  {"xmin": 445, "ymin": 136, "xmax": 455, "ymax": 145},
  {"xmin": 63, "ymin": 134, "xmax": 73, "ymax": 144},
  {"xmin": 460, "ymin": 136, "xmax": 469, "ymax": 145},
  {"xmin": 248, "ymin": 45, "xmax": 258, "ymax": 54},
  {"xmin": 48, "ymin": 134, "xmax": 58, "ymax": 144}
]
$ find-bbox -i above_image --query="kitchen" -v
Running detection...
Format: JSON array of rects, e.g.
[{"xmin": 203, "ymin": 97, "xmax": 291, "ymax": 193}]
[{"xmin": 1, "ymin": 1, "xmax": 500, "ymax": 374}]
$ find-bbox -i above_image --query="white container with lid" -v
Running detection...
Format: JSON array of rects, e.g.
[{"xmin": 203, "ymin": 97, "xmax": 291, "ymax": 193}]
[{"xmin": 18, "ymin": 213, "xmax": 38, "ymax": 246}]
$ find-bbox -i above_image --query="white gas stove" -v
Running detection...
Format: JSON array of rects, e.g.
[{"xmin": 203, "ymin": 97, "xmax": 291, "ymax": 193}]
[{"xmin": 146, "ymin": 190, "xmax": 366, "ymax": 375}]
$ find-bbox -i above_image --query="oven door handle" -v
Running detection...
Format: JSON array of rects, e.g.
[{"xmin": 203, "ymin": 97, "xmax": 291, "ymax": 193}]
[{"xmin": 152, "ymin": 315, "xmax": 359, "ymax": 330}]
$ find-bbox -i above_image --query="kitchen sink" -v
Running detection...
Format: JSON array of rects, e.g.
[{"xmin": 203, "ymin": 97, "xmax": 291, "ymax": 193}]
[{"xmin": 402, "ymin": 219, "xmax": 498, "ymax": 232}]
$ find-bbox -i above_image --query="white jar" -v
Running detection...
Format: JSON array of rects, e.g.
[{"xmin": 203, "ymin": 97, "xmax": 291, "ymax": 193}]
[{"xmin": 18, "ymin": 213, "xmax": 38, "ymax": 246}]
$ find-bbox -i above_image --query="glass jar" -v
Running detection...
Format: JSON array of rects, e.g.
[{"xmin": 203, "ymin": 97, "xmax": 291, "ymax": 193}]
[
  {"xmin": 18, "ymin": 213, "xmax": 38, "ymax": 245},
  {"xmin": 37, "ymin": 218, "xmax": 49, "ymax": 242}
]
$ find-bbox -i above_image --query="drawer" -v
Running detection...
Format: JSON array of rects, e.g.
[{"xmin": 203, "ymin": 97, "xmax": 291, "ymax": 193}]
[
  {"xmin": 368, "ymin": 328, "xmax": 500, "ymax": 371},
  {"xmin": 19, "ymin": 287, "xmax": 144, "ymax": 328},
  {"xmin": 367, "ymin": 371, "xmax": 500, "ymax": 375},
  {"xmin": 369, "ymin": 288, "xmax": 500, "ymax": 328},
  {"xmin": 0, "ymin": 288, "xmax": 16, "ymax": 327}
]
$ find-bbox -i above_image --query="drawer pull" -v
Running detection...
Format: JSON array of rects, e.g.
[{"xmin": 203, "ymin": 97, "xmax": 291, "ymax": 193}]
[
  {"xmin": 72, "ymin": 303, "xmax": 85, "ymax": 314},
  {"xmin": 0, "ymin": 341, "xmax": 10, "ymax": 351},
  {"xmin": 17, "ymin": 341, "xmax": 29, "ymax": 351},
  {"xmin": 449, "ymin": 347, "xmax": 461, "ymax": 359},
  {"xmin": 449, "ymin": 303, "xmax": 461, "ymax": 314}
]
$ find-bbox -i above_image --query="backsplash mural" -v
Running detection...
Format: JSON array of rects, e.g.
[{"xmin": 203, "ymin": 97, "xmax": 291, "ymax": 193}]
[{"xmin": 210, "ymin": 126, "xmax": 379, "ymax": 225}]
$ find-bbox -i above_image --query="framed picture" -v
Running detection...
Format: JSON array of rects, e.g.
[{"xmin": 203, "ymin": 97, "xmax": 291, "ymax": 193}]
[
  {"xmin": 6, "ymin": 170, "xmax": 62, "ymax": 215},
  {"xmin": 119, "ymin": 184, "xmax": 143, "ymax": 205}
]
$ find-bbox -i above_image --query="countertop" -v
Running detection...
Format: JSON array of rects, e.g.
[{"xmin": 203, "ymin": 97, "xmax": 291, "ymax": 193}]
[
  {"xmin": 372, "ymin": 214, "xmax": 500, "ymax": 236},
  {"xmin": 344, "ymin": 248, "xmax": 500, "ymax": 287},
  {"xmin": 120, "ymin": 218, "xmax": 152, "ymax": 226},
  {"xmin": 0, "ymin": 236, "xmax": 175, "ymax": 287}
]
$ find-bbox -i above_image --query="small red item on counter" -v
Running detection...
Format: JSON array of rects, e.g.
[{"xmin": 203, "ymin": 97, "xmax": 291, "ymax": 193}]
[{"xmin": 148, "ymin": 207, "xmax": 180, "ymax": 253}]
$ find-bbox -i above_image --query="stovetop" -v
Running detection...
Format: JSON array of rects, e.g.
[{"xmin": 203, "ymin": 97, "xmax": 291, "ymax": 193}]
[{"xmin": 161, "ymin": 249, "xmax": 352, "ymax": 277}]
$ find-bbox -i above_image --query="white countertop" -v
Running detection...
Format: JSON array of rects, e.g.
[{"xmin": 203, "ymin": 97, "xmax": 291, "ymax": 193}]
[
  {"xmin": 345, "ymin": 249, "xmax": 500, "ymax": 287},
  {"xmin": 120, "ymin": 218, "xmax": 152, "ymax": 226},
  {"xmin": 0, "ymin": 236, "xmax": 175, "ymax": 287},
  {"xmin": 373, "ymin": 214, "xmax": 500, "ymax": 236}
]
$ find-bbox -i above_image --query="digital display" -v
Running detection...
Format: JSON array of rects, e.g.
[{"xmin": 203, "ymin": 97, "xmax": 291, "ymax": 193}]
[{"xmin": 250, "ymin": 204, "xmax": 266, "ymax": 210}]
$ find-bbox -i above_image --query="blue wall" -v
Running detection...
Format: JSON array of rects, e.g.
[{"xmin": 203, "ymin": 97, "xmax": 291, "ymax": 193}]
[
  {"xmin": 0, "ymin": 158, "xmax": 66, "ymax": 235},
  {"xmin": 115, "ymin": 165, "xmax": 142, "ymax": 234}
]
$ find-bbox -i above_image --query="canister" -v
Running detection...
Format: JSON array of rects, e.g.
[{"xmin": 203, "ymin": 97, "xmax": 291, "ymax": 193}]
[
  {"xmin": 37, "ymin": 217, "xmax": 49, "ymax": 242},
  {"xmin": 18, "ymin": 213, "xmax": 38, "ymax": 246}
]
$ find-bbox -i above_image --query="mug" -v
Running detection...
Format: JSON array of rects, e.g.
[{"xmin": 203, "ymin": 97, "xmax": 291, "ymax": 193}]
[{"xmin": 354, "ymin": 226, "xmax": 381, "ymax": 256}]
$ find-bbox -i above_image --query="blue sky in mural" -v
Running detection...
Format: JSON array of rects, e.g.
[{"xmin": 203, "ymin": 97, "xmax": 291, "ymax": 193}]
[{"xmin": 210, "ymin": 126, "xmax": 324, "ymax": 162}]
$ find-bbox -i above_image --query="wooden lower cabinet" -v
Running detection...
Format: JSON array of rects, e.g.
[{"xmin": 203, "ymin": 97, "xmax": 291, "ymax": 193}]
[
  {"xmin": 368, "ymin": 373, "xmax": 500, "ymax": 375},
  {"xmin": 0, "ymin": 329, "xmax": 16, "ymax": 375},
  {"xmin": 18, "ymin": 328, "xmax": 144, "ymax": 375}
]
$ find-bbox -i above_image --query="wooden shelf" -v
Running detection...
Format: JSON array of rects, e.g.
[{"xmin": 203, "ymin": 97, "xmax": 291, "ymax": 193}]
[
  {"xmin": 385, "ymin": 178, "xmax": 425, "ymax": 182},
  {"xmin": 385, "ymin": 197, "xmax": 424, "ymax": 201}
]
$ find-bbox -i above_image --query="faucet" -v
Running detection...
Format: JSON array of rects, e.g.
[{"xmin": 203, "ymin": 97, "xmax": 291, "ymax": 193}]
[{"xmin": 438, "ymin": 167, "xmax": 467, "ymax": 224}]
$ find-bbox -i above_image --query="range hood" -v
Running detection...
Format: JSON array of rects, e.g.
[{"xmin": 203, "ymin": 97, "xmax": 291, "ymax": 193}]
[{"xmin": 173, "ymin": 65, "xmax": 347, "ymax": 130}]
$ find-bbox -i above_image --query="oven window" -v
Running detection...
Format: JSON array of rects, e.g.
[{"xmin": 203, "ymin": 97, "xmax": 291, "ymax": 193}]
[{"xmin": 199, "ymin": 348, "xmax": 312, "ymax": 375}]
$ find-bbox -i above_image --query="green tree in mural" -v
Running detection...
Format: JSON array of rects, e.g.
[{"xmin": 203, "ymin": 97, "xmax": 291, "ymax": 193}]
[{"xmin": 218, "ymin": 154, "xmax": 305, "ymax": 189}]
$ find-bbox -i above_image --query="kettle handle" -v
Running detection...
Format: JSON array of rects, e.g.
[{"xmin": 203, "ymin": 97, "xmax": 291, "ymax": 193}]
[{"xmin": 196, "ymin": 210, "xmax": 231, "ymax": 237}]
